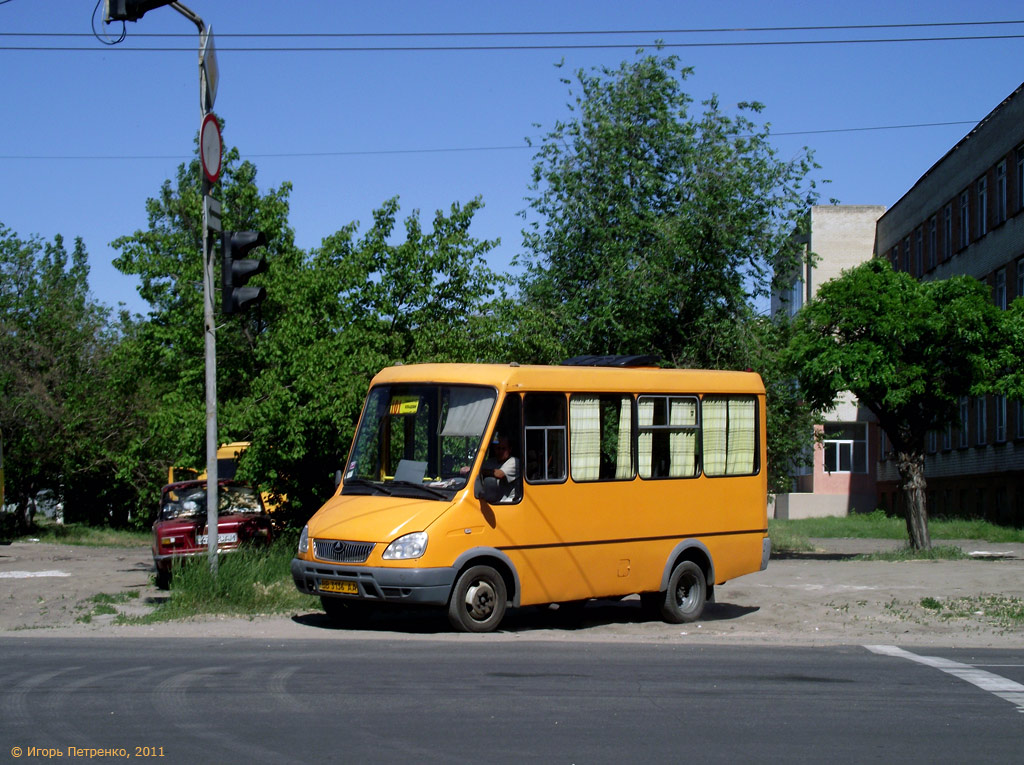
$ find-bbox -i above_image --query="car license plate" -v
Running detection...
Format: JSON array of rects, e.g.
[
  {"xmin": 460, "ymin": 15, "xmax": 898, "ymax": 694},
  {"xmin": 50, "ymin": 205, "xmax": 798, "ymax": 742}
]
[
  {"xmin": 320, "ymin": 579, "xmax": 358, "ymax": 595},
  {"xmin": 196, "ymin": 532, "xmax": 238, "ymax": 546}
]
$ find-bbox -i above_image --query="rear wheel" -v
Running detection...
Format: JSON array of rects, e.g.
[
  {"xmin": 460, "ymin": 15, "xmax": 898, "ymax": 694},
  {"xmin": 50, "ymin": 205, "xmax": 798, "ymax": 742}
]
[
  {"xmin": 659, "ymin": 560, "xmax": 707, "ymax": 624},
  {"xmin": 447, "ymin": 565, "xmax": 507, "ymax": 633}
]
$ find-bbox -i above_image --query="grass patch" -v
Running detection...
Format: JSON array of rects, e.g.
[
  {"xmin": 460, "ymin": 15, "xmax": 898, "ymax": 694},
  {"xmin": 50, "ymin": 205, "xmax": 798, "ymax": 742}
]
[
  {"xmin": 912, "ymin": 595, "xmax": 1024, "ymax": 629},
  {"xmin": 856, "ymin": 544, "xmax": 968, "ymax": 562},
  {"xmin": 11, "ymin": 518, "xmax": 150, "ymax": 547},
  {"xmin": 126, "ymin": 538, "xmax": 317, "ymax": 624},
  {"xmin": 770, "ymin": 510, "xmax": 1024, "ymax": 553}
]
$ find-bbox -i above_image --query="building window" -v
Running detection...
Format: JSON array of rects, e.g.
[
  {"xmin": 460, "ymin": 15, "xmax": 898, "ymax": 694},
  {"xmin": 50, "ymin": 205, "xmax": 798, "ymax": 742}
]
[
  {"xmin": 1017, "ymin": 145, "xmax": 1024, "ymax": 212},
  {"xmin": 995, "ymin": 268, "xmax": 1007, "ymax": 310},
  {"xmin": 995, "ymin": 395, "xmax": 1007, "ymax": 443},
  {"xmin": 958, "ymin": 190, "xmax": 970, "ymax": 248},
  {"xmin": 890, "ymin": 246, "xmax": 898, "ymax": 271},
  {"xmin": 977, "ymin": 176, "xmax": 988, "ymax": 237},
  {"xmin": 976, "ymin": 397, "xmax": 987, "ymax": 445},
  {"xmin": 942, "ymin": 422, "xmax": 952, "ymax": 451},
  {"xmin": 1017, "ymin": 257, "xmax": 1024, "ymax": 300},
  {"xmin": 914, "ymin": 228, "xmax": 923, "ymax": 275},
  {"xmin": 787, "ymin": 276, "xmax": 804, "ymax": 316},
  {"xmin": 943, "ymin": 204, "xmax": 953, "ymax": 260},
  {"xmin": 959, "ymin": 396, "xmax": 970, "ymax": 447},
  {"xmin": 927, "ymin": 429, "xmax": 937, "ymax": 454},
  {"xmin": 928, "ymin": 216, "xmax": 937, "ymax": 270},
  {"xmin": 995, "ymin": 160, "xmax": 1007, "ymax": 224},
  {"xmin": 823, "ymin": 423, "xmax": 867, "ymax": 474},
  {"xmin": 902, "ymin": 237, "xmax": 910, "ymax": 272},
  {"xmin": 1017, "ymin": 400, "xmax": 1024, "ymax": 440}
]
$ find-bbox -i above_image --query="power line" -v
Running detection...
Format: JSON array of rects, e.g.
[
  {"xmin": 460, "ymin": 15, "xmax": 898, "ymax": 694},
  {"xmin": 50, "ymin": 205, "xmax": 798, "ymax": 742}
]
[
  {"xmin": 5, "ymin": 34, "xmax": 1024, "ymax": 52},
  {"xmin": 4, "ymin": 19, "xmax": 1024, "ymax": 38},
  {"xmin": 0, "ymin": 120, "xmax": 981, "ymax": 161}
]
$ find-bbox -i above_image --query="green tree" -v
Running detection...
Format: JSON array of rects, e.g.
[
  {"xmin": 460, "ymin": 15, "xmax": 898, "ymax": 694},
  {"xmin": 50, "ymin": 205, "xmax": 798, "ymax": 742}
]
[
  {"xmin": 112, "ymin": 132, "xmax": 299, "ymax": 504},
  {"xmin": 513, "ymin": 51, "xmax": 820, "ymax": 487},
  {"xmin": 788, "ymin": 259, "xmax": 1004, "ymax": 549},
  {"xmin": 0, "ymin": 224, "xmax": 141, "ymax": 529},
  {"xmin": 239, "ymin": 196, "xmax": 503, "ymax": 524}
]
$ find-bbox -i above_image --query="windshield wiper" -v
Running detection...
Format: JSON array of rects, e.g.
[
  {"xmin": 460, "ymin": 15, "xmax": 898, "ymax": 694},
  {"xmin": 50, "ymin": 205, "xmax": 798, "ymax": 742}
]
[
  {"xmin": 341, "ymin": 477, "xmax": 393, "ymax": 496},
  {"xmin": 390, "ymin": 480, "xmax": 451, "ymax": 500}
]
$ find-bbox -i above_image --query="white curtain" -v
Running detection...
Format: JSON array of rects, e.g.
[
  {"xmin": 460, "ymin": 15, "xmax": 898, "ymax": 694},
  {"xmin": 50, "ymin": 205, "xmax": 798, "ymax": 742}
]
[
  {"xmin": 669, "ymin": 398, "xmax": 698, "ymax": 477},
  {"xmin": 637, "ymin": 397, "xmax": 655, "ymax": 478},
  {"xmin": 615, "ymin": 397, "xmax": 633, "ymax": 479},
  {"xmin": 570, "ymin": 395, "xmax": 601, "ymax": 481},
  {"xmin": 702, "ymin": 397, "xmax": 728, "ymax": 476},
  {"xmin": 726, "ymin": 397, "xmax": 756, "ymax": 474}
]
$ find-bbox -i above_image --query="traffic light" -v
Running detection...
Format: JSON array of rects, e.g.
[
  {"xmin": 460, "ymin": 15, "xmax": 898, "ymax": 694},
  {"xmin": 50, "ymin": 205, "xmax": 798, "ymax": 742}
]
[
  {"xmin": 104, "ymin": 0, "xmax": 175, "ymax": 22},
  {"xmin": 221, "ymin": 231, "xmax": 268, "ymax": 315}
]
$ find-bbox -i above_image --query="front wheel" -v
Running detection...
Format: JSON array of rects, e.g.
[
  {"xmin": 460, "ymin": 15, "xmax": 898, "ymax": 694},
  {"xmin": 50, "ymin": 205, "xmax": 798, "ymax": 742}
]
[
  {"xmin": 659, "ymin": 560, "xmax": 707, "ymax": 624},
  {"xmin": 447, "ymin": 565, "xmax": 507, "ymax": 633}
]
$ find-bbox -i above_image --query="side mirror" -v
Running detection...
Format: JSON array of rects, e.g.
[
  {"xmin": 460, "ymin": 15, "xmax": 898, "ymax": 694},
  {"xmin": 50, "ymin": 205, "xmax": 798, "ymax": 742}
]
[
  {"xmin": 334, "ymin": 469, "xmax": 343, "ymax": 489},
  {"xmin": 474, "ymin": 476, "xmax": 503, "ymax": 504}
]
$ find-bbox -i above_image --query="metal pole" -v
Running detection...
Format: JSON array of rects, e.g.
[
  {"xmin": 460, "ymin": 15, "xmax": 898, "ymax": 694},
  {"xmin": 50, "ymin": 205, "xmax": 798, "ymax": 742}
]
[
  {"xmin": 202, "ymin": 176, "xmax": 219, "ymax": 575},
  {"xmin": 171, "ymin": 1, "xmax": 219, "ymax": 575}
]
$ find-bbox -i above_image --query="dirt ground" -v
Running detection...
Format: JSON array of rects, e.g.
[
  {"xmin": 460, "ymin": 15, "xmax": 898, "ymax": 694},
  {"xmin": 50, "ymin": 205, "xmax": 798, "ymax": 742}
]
[{"xmin": 1, "ymin": 538, "xmax": 1022, "ymax": 646}]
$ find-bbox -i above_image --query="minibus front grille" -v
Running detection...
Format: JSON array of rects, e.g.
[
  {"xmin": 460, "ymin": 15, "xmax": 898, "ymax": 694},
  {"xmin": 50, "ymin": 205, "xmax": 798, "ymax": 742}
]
[{"xmin": 313, "ymin": 539, "xmax": 375, "ymax": 564}]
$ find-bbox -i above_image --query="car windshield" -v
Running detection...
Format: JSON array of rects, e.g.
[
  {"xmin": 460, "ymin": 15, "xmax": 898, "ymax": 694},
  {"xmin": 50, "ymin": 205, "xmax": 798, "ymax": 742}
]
[
  {"xmin": 342, "ymin": 384, "xmax": 496, "ymax": 500},
  {"xmin": 160, "ymin": 485, "xmax": 263, "ymax": 520}
]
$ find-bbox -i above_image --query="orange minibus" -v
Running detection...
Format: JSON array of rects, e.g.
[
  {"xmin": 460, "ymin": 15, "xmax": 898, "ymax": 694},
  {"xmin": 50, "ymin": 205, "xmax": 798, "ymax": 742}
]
[{"xmin": 291, "ymin": 357, "xmax": 770, "ymax": 632}]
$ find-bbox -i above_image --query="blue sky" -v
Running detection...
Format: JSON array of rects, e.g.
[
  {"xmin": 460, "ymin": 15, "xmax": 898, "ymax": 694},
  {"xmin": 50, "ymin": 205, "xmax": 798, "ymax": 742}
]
[{"xmin": 3, "ymin": 1, "xmax": 1023, "ymax": 316}]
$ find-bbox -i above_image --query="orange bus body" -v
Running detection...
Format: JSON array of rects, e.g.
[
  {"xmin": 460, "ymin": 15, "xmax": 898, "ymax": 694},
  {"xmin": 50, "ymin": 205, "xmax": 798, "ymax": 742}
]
[{"xmin": 292, "ymin": 363, "xmax": 770, "ymax": 631}]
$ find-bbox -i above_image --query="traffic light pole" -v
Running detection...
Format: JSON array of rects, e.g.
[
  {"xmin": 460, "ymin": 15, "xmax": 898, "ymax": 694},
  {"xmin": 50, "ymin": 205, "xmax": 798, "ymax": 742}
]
[
  {"xmin": 201, "ymin": 176, "xmax": 220, "ymax": 576},
  {"xmin": 170, "ymin": 0, "xmax": 222, "ymax": 575},
  {"xmin": 106, "ymin": 0, "xmax": 222, "ymax": 574}
]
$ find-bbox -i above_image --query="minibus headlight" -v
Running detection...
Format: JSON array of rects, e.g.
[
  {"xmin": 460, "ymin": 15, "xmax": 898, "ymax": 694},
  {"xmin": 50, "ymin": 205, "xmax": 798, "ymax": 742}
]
[
  {"xmin": 382, "ymin": 531, "xmax": 428, "ymax": 560},
  {"xmin": 298, "ymin": 525, "xmax": 309, "ymax": 554}
]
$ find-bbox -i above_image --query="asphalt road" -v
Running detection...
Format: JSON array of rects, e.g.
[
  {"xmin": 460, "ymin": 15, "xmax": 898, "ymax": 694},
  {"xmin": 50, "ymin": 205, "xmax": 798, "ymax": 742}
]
[{"xmin": 1, "ymin": 639, "xmax": 1022, "ymax": 763}]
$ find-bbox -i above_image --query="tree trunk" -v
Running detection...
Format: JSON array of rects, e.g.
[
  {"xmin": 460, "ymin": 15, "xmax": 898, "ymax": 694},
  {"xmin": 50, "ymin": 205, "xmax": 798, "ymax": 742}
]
[{"xmin": 896, "ymin": 450, "xmax": 931, "ymax": 550}]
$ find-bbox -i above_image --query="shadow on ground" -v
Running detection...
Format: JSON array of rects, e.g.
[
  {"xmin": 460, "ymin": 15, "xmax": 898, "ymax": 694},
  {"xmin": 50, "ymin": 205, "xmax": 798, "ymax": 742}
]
[{"xmin": 291, "ymin": 597, "xmax": 760, "ymax": 635}]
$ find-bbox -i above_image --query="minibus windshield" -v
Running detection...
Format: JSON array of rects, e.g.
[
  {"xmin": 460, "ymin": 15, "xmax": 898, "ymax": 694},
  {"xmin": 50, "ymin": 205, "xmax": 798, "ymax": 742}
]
[{"xmin": 342, "ymin": 384, "xmax": 497, "ymax": 500}]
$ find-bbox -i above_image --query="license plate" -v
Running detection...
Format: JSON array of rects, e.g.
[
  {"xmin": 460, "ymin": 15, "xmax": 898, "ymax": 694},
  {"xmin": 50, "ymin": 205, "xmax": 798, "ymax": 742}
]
[
  {"xmin": 196, "ymin": 532, "xmax": 238, "ymax": 546},
  {"xmin": 320, "ymin": 579, "xmax": 358, "ymax": 595}
]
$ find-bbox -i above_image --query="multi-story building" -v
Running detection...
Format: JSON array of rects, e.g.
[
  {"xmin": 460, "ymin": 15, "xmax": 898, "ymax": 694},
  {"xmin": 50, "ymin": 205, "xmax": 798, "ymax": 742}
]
[
  {"xmin": 771, "ymin": 205, "xmax": 885, "ymax": 519},
  {"xmin": 873, "ymin": 82, "xmax": 1024, "ymax": 526}
]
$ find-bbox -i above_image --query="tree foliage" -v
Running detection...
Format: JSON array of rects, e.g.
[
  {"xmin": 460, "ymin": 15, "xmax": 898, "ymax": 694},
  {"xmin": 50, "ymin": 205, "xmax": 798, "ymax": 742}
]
[
  {"xmin": 788, "ymin": 259, "xmax": 1005, "ymax": 548},
  {"xmin": 514, "ymin": 52, "xmax": 820, "ymax": 489},
  {"xmin": 238, "ymin": 196, "xmax": 503, "ymax": 523},
  {"xmin": 517, "ymin": 52, "xmax": 819, "ymax": 368},
  {"xmin": 0, "ymin": 225, "xmax": 149, "ymax": 529}
]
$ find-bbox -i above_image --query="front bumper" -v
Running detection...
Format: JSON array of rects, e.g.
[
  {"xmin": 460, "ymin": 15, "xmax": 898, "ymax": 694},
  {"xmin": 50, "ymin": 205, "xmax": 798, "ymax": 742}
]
[{"xmin": 291, "ymin": 557, "xmax": 456, "ymax": 605}]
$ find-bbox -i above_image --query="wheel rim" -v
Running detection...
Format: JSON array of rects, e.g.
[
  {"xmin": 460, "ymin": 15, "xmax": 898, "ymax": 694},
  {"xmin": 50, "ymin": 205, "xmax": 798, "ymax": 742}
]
[
  {"xmin": 675, "ymin": 571, "xmax": 699, "ymax": 612},
  {"xmin": 464, "ymin": 580, "xmax": 496, "ymax": 621}
]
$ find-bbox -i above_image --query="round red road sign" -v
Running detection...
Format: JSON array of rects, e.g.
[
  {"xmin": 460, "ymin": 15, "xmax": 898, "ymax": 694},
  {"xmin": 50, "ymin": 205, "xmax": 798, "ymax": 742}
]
[{"xmin": 200, "ymin": 112, "xmax": 222, "ymax": 184}]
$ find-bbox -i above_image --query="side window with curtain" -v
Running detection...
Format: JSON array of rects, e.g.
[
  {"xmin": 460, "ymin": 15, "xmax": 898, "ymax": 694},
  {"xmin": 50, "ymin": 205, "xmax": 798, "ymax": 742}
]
[
  {"xmin": 524, "ymin": 393, "xmax": 567, "ymax": 483},
  {"xmin": 570, "ymin": 394, "xmax": 634, "ymax": 482},
  {"xmin": 702, "ymin": 396, "xmax": 758, "ymax": 477},
  {"xmin": 637, "ymin": 396, "xmax": 699, "ymax": 479}
]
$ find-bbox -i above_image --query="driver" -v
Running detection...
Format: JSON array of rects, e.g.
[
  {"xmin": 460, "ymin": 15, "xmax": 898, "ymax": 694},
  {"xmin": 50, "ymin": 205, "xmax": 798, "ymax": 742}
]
[{"xmin": 462, "ymin": 434, "xmax": 520, "ymax": 502}]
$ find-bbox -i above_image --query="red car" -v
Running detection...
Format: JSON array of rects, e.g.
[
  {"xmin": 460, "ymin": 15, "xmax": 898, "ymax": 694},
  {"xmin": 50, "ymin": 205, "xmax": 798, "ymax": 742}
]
[{"xmin": 152, "ymin": 479, "xmax": 272, "ymax": 589}]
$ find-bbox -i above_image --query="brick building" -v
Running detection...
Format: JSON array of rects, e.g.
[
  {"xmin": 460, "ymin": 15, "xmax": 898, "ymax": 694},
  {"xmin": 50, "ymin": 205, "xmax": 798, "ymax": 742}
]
[
  {"xmin": 771, "ymin": 205, "xmax": 885, "ymax": 519},
  {"xmin": 873, "ymin": 82, "xmax": 1024, "ymax": 525}
]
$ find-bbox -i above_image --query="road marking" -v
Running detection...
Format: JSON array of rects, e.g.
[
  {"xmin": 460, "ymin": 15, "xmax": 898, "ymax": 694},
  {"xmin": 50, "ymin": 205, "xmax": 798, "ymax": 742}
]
[
  {"xmin": 866, "ymin": 645, "xmax": 1024, "ymax": 713},
  {"xmin": 0, "ymin": 570, "xmax": 72, "ymax": 579}
]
